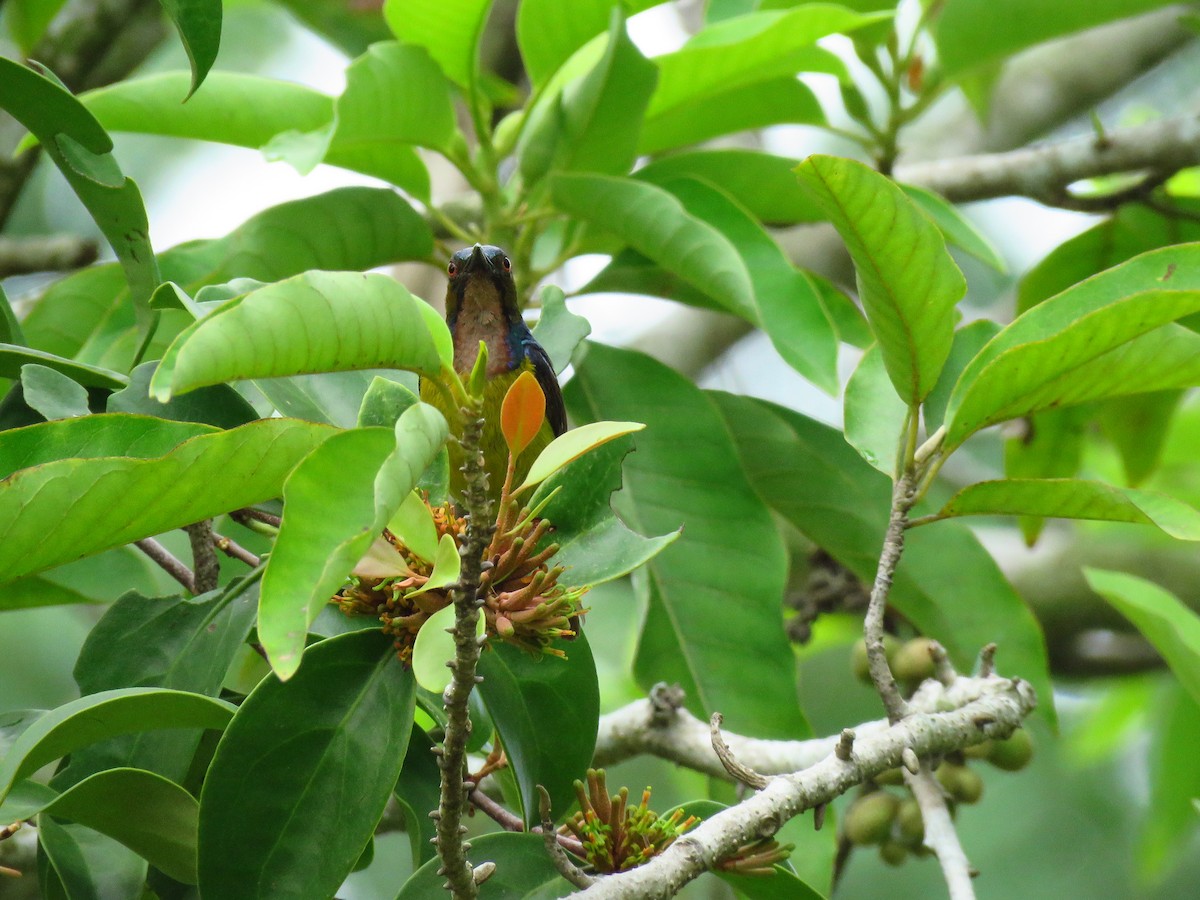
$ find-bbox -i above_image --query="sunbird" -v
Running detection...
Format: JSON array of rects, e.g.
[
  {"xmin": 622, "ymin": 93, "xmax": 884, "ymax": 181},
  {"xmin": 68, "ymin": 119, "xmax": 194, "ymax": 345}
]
[{"xmin": 421, "ymin": 243, "xmax": 566, "ymax": 505}]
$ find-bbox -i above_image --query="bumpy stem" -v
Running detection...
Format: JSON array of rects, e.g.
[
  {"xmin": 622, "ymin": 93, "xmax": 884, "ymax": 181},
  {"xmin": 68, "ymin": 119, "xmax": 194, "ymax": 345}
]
[
  {"xmin": 865, "ymin": 475, "xmax": 914, "ymax": 723},
  {"xmin": 434, "ymin": 407, "xmax": 496, "ymax": 898}
]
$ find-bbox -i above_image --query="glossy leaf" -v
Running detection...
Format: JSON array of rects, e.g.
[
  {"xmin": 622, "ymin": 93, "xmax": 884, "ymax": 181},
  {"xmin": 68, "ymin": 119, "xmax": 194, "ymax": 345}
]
[
  {"xmin": 384, "ymin": 0, "xmax": 492, "ymax": 89},
  {"xmin": 38, "ymin": 817, "xmax": 147, "ymax": 900},
  {"xmin": 900, "ymin": 183, "xmax": 1006, "ymax": 272},
  {"xmin": 567, "ymin": 343, "xmax": 807, "ymax": 737},
  {"xmin": 387, "ymin": 490, "xmax": 439, "ymax": 563},
  {"xmin": 477, "ymin": 635, "xmax": 599, "ymax": 826},
  {"xmin": 922, "ymin": 320, "xmax": 1000, "ymax": 434},
  {"xmin": 531, "ymin": 286, "xmax": 591, "ymax": 375},
  {"xmin": 933, "ymin": 479, "xmax": 1200, "ymax": 540},
  {"xmin": 0, "ymin": 688, "xmax": 235, "ymax": 804},
  {"xmin": 0, "ymin": 418, "xmax": 331, "ymax": 585},
  {"xmin": 551, "ymin": 173, "xmax": 756, "ymax": 315},
  {"xmin": 6, "ymin": 768, "xmax": 198, "ymax": 883},
  {"xmin": 20, "ymin": 364, "xmax": 89, "ymax": 420},
  {"xmin": 502, "ymin": 370, "xmax": 548, "ymax": 458},
  {"xmin": 198, "ymin": 629, "xmax": 415, "ymax": 899},
  {"xmin": 0, "ymin": 345, "xmax": 126, "ymax": 389},
  {"xmin": 0, "ymin": 58, "xmax": 159, "ymax": 342},
  {"xmin": 398, "ymin": 832, "xmax": 574, "ymax": 897},
  {"xmin": 518, "ymin": 420, "xmax": 645, "ymax": 491},
  {"xmin": 392, "ymin": 726, "xmax": 441, "ymax": 866},
  {"xmin": 410, "ymin": 533, "xmax": 461, "ymax": 597},
  {"xmin": 151, "ymin": 271, "xmax": 449, "ymax": 401},
  {"xmin": 637, "ymin": 150, "xmax": 823, "ymax": 225},
  {"xmin": 160, "ymin": 0, "xmax": 223, "ymax": 97},
  {"xmin": 710, "ymin": 391, "xmax": 1055, "ymax": 723},
  {"xmin": 516, "ymin": 0, "xmax": 661, "ymax": 87},
  {"xmin": 844, "ymin": 344, "xmax": 908, "ymax": 476},
  {"xmin": 0, "ymin": 283, "xmax": 23, "ymax": 344},
  {"xmin": 796, "ymin": 154, "xmax": 965, "ymax": 405},
  {"xmin": 357, "ymin": 375, "xmax": 421, "ymax": 428},
  {"xmin": 1084, "ymin": 569, "xmax": 1200, "ymax": 707},
  {"xmin": 258, "ymin": 404, "xmax": 447, "ymax": 678},
  {"xmin": 410, "ymin": 604, "xmax": 459, "ymax": 694},
  {"xmin": 532, "ymin": 436, "xmax": 679, "ymax": 587},
  {"xmin": 640, "ymin": 77, "xmax": 823, "ymax": 156},
  {"xmin": 108, "ymin": 361, "xmax": 258, "ymax": 428}
]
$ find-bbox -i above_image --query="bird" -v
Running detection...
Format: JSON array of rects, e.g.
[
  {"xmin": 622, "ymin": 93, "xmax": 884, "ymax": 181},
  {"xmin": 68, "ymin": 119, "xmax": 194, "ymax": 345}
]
[{"xmin": 421, "ymin": 243, "xmax": 567, "ymax": 507}]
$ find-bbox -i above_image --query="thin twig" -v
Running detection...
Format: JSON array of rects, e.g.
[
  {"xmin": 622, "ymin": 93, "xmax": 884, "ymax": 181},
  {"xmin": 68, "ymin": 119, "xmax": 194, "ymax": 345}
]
[
  {"xmin": 865, "ymin": 476, "xmax": 914, "ymax": 723},
  {"xmin": 467, "ymin": 787, "xmax": 587, "ymax": 856},
  {"xmin": 0, "ymin": 235, "xmax": 97, "ymax": 277},
  {"xmin": 538, "ymin": 786, "xmax": 595, "ymax": 889},
  {"xmin": 211, "ymin": 531, "xmax": 261, "ymax": 568},
  {"xmin": 133, "ymin": 538, "xmax": 195, "ymax": 593},
  {"xmin": 232, "ymin": 507, "xmax": 282, "ymax": 528},
  {"xmin": 710, "ymin": 713, "xmax": 770, "ymax": 789},
  {"xmin": 906, "ymin": 764, "xmax": 977, "ymax": 900},
  {"xmin": 184, "ymin": 520, "xmax": 220, "ymax": 594}
]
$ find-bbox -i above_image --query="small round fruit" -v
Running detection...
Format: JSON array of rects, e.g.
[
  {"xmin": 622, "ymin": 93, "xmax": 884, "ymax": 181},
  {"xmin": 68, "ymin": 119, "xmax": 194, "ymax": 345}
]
[
  {"xmin": 873, "ymin": 767, "xmax": 905, "ymax": 786},
  {"xmin": 962, "ymin": 740, "xmax": 992, "ymax": 760},
  {"xmin": 987, "ymin": 729, "xmax": 1034, "ymax": 771},
  {"xmin": 896, "ymin": 797, "xmax": 924, "ymax": 844},
  {"xmin": 879, "ymin": 839, "xmax": 908, "ymax": 866},
  {"xmin": 844, "ymin": 791, "xmax": 899, "ymax": 846},
  {"xmin": 851, "ymin": 636, "xmax": 900, "ymax": 683},
  {"xmin": 937, "ymin": 764, "xmax": 983, "ymax": 804},
  {"xmin": 891, "ymin": 637, "xmax": 938, "ymax": 684}
]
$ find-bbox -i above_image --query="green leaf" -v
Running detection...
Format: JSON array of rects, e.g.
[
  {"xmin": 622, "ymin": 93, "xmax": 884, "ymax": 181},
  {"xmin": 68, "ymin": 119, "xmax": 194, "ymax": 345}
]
[
  {"xmin": 7, "ymin": 0, "xmax": 70, "ymax": 52},
  {"xmin": 532, "ymin": 436, "xmax": 678, "ymax": 587},
  {"xmin": 795, "ymin": 154, "xmax": 965, "ymax": 405},
  {"xmin": 710, "ymin": 391, "xmax": 1055, "ymax": 724},
  {"xmin": 922, "ymin": 320, "xmax": 1000, "ymax": 434},
  {"xmin": 639, "ymin": 77, "xmax": 823, "ymax": 156},
  {"xmin": 531, "ymin": 286, "xmax": 591, "ymax": 375},
  {"xmin": 477, "ymin": 636, "xmax": 599, "ymax": 826},
  {"xmin": 20, "ymin": 364, "xmax": 90, "ymax": 420},
  {"xmin": 658, "ymin": 176, "xmax": 839, "ymax": 392},
  {"xmin": 0, "ymin": 58, "xmax": 159, "ymax": 345},
  {"xmin": 0, "ymin": 417, "xmax": 332, "ymax": 585},
  {"xmin": 647, "ymin": 5, "xmax": 880, "ymax": 122},
  {"xmin": 844, "ymin": 344, "xmax": 908, "ymax": 475},
  {"xmin": 0, "ymin": 688, "xmax": 235, "ymax": 804},
  {"xmin": 38, "ymin": 817, "xmax": 147, "ymax": 900},
  {"xmin": 934, "ymin": 0, "xmax": 1176, "ymax": 80},
  {"xmin": 270, "ymin": 0, "xmax": 393, "ymax": 55},
  {"xmin": 1084, "ymin": 570, "xmax": 1200, "ymax": 707},
  {"xmin": 637, "ymin": 150, "xmax": 823, "ymax": 225},
  {"xmin": 159, "ymin": 0, "xmax": 223, "ymax": 97},
  {"xmin": 393, "ymin": 726, "xmax": 442, "ymax": 866},
  {"xmin": 258, "ymin": 404, "xmax": 447, "ymax": 679},
  {"xmin": 108, "ymin": 361, "xmax": 258, "ymax": 428},
  {"xmin": 0, "ymin": 283, "xmax": 24, "ymax": 345},
  {"xmin": 1140, "ymin": 684, "xmax": 1200, "ymax": 883},
  {"xmin": 0, "ymin": 344, "xmax": 127, "ymax": 389},
  {"xmin": 944, "ymin": 245, "xmax": 1200, "ymax": 448},
  {"xmin": 1099, "ymin": 390, "xmax": 1184, "ymax": 486},
  {"xmin": 1004, "ymin": 407, "xmax": 1090, "ymax": 545},
  {"xmin": 411, "ymin": 604, "xmax": 459, "ymax": 694},
  {"xmin": 567, "ymin": 343, "xmax": 808, "ymax": 737},
  {"xmin": 398, "ymin": 832, "xmax": 574, "ymax": 897},
  {"xmin": 198, "ymin": 629, "xmax": 415, "ymax": 899},
  {"xmin": 518, "ymin": 420, "xmax": 645, "ymax": 491},
  {"xmin": 387, "ymin": 490, "xmax": 439, "ymax": 563},
  {"xmin": 519, "ymin": 10, "xmax": 656, "ymax": 181},
  {"xmin": 933, "ymin": 479, "xmax": 1200, "ymax": 540},
  {"xmin": 411, "ymin": 532, "xmax": 460, "ymax": 596},
  {"xmin": 357, "ymin": 375, "xmax": 420, "ymax": 428},
  {"xmin": 151, "ymin": 271, "xmax": 449, "ymax": 401},
  {"xmin": 516, "ymin": 0, "xmax": 658, "ymax": 87},
  {"xmin": 5, "ymin": 768, "xmax": 198, "ymax": 883},
  {"xmin": 900, "ymin": 184, "xmax": 1006, "ymax": 273},
  {"xmin": 384, "ymin": 0, "xmax": 493, "ymax": 89},
  {"xmin": 551, "ymin": 173, "xmax": 755, "ymax": 315}
]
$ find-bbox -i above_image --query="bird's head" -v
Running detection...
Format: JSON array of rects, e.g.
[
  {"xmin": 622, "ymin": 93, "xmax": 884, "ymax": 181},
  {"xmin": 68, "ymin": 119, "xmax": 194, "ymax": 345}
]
[{"xmin": 444, "ymin": 243, "xmax": 519, "ymax": 326}]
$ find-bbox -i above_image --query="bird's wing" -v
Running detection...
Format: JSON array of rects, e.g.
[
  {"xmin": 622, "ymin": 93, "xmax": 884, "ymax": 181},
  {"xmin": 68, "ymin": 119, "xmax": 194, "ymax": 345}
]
[{"xmin": 523, "ymin": 338, "xmax": 568, "ymax": 436}]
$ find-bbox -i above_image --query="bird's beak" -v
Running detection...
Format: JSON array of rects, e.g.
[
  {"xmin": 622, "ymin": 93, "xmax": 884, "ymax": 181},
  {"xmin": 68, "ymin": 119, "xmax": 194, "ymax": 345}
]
[{"xmin": 462, "ymin": 243, "xmax": 490, "ymax": 276}]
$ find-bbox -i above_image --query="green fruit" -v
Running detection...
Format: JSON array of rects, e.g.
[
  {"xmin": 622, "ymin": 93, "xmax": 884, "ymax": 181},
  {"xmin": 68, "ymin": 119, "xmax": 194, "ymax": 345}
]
[
  {"xmin": 873, "ymin": 767, "xmax": 905, "ymax": 786},
  {"xmin": 962, "ymin": 740, "xmax": 992, "ymax": 760},
  {"xmin": 851, "ymin": 636, "xmax": 899, "ymax": 684},
  {"xmin": 896, "ymin": 797, "xmax": 924, "ymax": 844},
  {"xmin": 843, "ymin": 791, "xmax": 899, "ymax": 846},
  {"xmin": 879, "ymin": 839, "xmax": 908, "ymax": 866},
  {"xmin": 891, "ymin": 637, "xmax": 938, "ymax": 683},
  {"xmin": 987, "ymin": 729, "xmax": 1034, "ymax": 771},
  {"xmin": 936, "ymin": 764, "xmax": 984, "ymax": 804}
]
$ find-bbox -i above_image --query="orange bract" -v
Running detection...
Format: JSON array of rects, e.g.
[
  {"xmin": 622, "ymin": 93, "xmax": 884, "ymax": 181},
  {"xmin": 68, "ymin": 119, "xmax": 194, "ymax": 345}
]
[{"xmin": 501, "ymin": 370, "xmax": 546, "ymax": 458}]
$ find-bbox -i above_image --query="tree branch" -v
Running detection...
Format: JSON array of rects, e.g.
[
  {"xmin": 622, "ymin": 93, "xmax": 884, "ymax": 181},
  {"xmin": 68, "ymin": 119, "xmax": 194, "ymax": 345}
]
[
  {"xmin": 905, "ymin": 765, "xmax": 976, "ymax": 899},
  {"xmin": 577, "ymin": 675, "xmax": 1036, "ymax": 899},
  {"xmin": 133, "ymin": 537, "xmax": 194, "ymax": 593},
  {"xmin": 866, "ymin": 476, "xmax": 914, "ymax": 723},
  {"xmin": 0, "ymin": 235, "xmax": 97, "ymax": 277},
  {"xmin": 211, "ymin": 530, "xmax": 261, "ymax": 569},
  {"xmin": 184, "ymin": 520, "xmax": 220, "ymax": 594}
]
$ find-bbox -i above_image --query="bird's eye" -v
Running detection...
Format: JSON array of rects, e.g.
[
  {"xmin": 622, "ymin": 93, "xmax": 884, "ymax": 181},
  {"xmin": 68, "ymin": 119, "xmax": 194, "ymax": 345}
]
[
  {"xmin": 502, "ymin": 256, "xmax": 512, "ymax": 272},
  {"xmin": 447, "ymin": 261, "xmax": 458, "ymax": 276}
]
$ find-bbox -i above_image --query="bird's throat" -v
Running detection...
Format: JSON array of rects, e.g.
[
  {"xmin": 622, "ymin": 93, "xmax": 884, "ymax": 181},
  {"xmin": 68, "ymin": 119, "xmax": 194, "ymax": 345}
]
[{"xmin": 452, "ymin": 281, "xmax": 512, "ymax": 376}]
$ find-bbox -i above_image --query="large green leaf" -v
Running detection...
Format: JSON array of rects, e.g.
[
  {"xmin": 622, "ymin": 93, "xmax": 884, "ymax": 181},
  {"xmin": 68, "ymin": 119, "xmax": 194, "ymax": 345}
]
[
  {"xmin": 531, "ymin": 286, "xmax": 591, "ymax": 375},
  {"xmin": 900, "ymin": 184, "xmax": 1006, "ymax": 273},
  {"xmin": 567, "ymin": 343, "xmax": 807, "ymax": 738},
  {"xmin": 150, "ymin": 271, "xmax": 449, "ymax": 401},
  {"xmin": 258, "ymin": 404, "xmax": 447, "ymax": 679},
  {"xmin": 640, "ymin": 77, "xmax": 823, "ymax": 156},
  {"xmin": 844, "ymin": 343, "xmax": 908, "ymax": 475},
  {"xmin": 160, "ymin": 0, "xmax": 223, "ymax": 97},
  {"xmin": 7, "ymin": 0, "xmax": 69, "ymax": 52},
  {"xmin": 647, "ymin": 5, "xmax": 879, "ymax": 121},
  {"xmin": 0, "ymin": 58, "xmax": 159, "ymax": 345},
  {"xmin": 397, "ymin": 832, "xmax": 574, "ymax": 897},
  {"xmin": 932, "ymin": 479, "xmax": 1200, "ymax": 540},
  {"xmin": 551, "ymin": 173, "xmax": 755, "ymax": 317},
  {"xmin": 392, "ymin": 726, "xmax": 442, "ymax": 867},
  {"xmin": 108, "ymin": 361, "xmax": 259, "ymax": 428},
  {"xmin": 519, "ymin": 10, "xmax": 656, "ymax": 181},
  {"xmin": 0, "ymin": 688, "xmax": 235, "ymax": 804},
  {"xmin": 944, "ymin": 244, "xmax": 1200, "ymax": 448},
  {"xmin": 532, "ymin": 436, "xmax": 678, "ymax": 587},
  {"xmin": 3, "ymin": 768, "xmax": 198, "ymax": 883},
  {"xmin": 637, "ymin": 150, "xmax": 823, "ymax": 225},
  {"xmin": 1140, "ymin": 684, "xmax": 1200, "ymax": 883},
  {"xmin": 38, "ymin": 817, "xmax": 147, "ymax": 900},
  {"xmin": 477, "ymin": 635, "xmax": 599, "ymax": 827},
  {"xmin": 516, "ymin": 0, "xmax": 663, "ymax": 87},
  {"xmin": 20, "ymin": 364, "xmax": 89, "ymax": 420},
  {"xmin": 795, "ymin": 154, "xmax": 964, "ymax": 406},
  {"xmin": 24, "ymin": 186, "xmax": 433, "ymax": 363},
  {"xmin": 934, "ymin": 0, "xmax": 1176, "ymax": 79},
  {"xmin": 1084, "ymin": 570, "xmax": 1200, "ymax": 707},
  {"xmin": 0, "ymin": 417, "xmax": 331, "ymax": 584},
  {"xmin": 198, "ymin": 629, "xmax": 415, "ymax": 899},
  {"xmin": 710, "ymin": 392, "xmax": 1055, "ymax": 722},
  {"xmin": 0, "ymin": 345, "xmax": 126, "ymax": 389},
  {"xmin": 270, "ymin": 0, "xmax": 393, "ymax": 55},
  {"xmin": 384, "ymin": 0, "xmax": 493, "ymax": 89}
]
